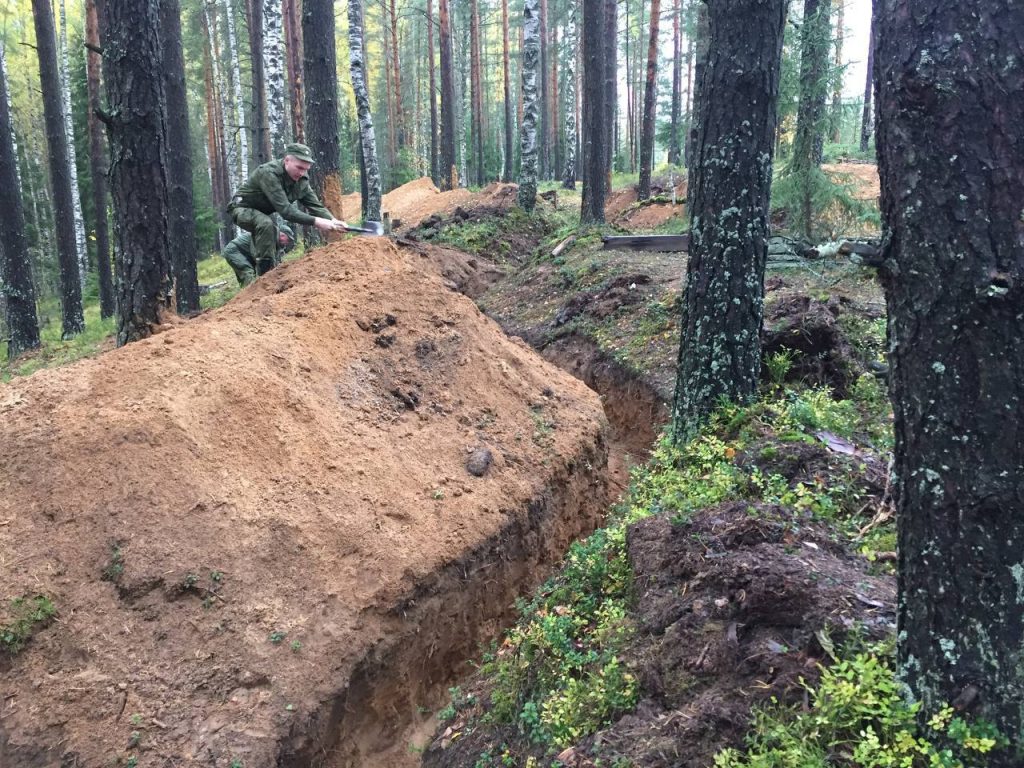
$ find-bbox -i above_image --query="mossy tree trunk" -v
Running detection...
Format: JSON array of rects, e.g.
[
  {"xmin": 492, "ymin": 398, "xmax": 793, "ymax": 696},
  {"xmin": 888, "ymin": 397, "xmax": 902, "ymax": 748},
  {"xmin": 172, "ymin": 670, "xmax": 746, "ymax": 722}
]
[
  {"xmin": 875, "ymin": 0, "xmax": 1024, "ymax": 758},
  {"xmin": 671, "ymin": 0, "xmax": 786, "ymax": 442}
]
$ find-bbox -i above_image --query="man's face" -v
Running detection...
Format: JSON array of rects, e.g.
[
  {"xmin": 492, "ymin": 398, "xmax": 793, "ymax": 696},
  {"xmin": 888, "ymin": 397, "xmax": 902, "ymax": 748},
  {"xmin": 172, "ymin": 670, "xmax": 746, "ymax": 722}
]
[{"xmin": 283, "ymin": 155, "xmax": 312, "ymax": 181}]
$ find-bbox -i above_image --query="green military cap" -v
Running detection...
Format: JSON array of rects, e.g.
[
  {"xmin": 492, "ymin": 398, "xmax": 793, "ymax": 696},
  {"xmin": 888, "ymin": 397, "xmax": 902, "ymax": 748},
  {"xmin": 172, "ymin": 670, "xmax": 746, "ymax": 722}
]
[{"xmin": 284, "ymin": 142, "xmax": 314, "ymax": 163}]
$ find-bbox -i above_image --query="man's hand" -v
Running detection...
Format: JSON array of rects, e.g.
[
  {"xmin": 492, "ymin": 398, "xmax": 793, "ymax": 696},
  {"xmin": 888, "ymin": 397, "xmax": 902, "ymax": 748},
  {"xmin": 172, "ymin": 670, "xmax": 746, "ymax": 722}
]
[
  {"xmin": 313, "ymin": 217, "xmax": 342, "ymax": 232},
  {"xmin": 332, "ymin": 219, "xmax": 349, "ymax": 231}
]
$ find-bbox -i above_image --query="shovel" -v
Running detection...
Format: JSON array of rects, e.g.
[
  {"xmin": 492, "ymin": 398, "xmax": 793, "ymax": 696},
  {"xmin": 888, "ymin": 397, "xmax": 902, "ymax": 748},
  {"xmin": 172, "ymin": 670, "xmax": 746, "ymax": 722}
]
[{"xmin": 344, "ymin": 221, "xmax": 384, "ymax": 236}]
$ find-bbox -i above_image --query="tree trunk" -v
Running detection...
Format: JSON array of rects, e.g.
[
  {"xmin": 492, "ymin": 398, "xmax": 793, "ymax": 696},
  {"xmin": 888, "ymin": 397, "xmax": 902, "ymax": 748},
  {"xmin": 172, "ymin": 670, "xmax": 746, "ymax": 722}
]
[
  {"xmin": 790, "ymin": 0, "xmax": 830, "ymax": 238},
  {"xmin": 671, "ymin": 0, "xmax": 785, "ymax": 440},
  {"xmin": 31, "ymin": 0, "xmax": 83, "ymax": 338},
  {"xmin": 685, "ymin": 0, "xmax": 707, "ymax": 189},
  {"xmin": 667, "ymin": 0, "xmax": 681, "ymax": 165},
  {"xmin": 102, "ymin": 0, "xmax": 171, "ymax": 346},
  {"xmin": 283, "ymin": 0, "xmax": 305, "ymax": 142},
  {"xmin": 389, "ymin": 0, "xmax": 404, "ymax": 151},
  {"xmin": 58, "ymin": 0, "xmax": 89, "ymax": 292},
  {"xmin": 876, "ymin": 1, "xmax": 1024, "ymax": 758},
  {"xmin": 636, "ymin": 0, "xmax": 660, "ymax": 200},
  {"xmin": 303, "ymin": 0, "xmax": 344, "ymax": 219},
  {"xmin": 830, "ymin": 0, "xmax": 843, "ymax": 142},
  {"xmin": 549, "ymin": 14, "xmax": 559, "ymax": 180},
  {"xmin": 222, "ymin": 0, "xmax": 249, "ymax": 183},
  {"xmin": 561, "ymin": 0, "xmax": 577, "ymax": 190},
  {"xmin": 85, "ymin": 0, "xmax": 115, "ymax": 319},
  {"xmin": 246, "ymin": 0, "xmax": 271, "ymax": 163},
  {"xmin": 438, "ymin": 0, "xmax": 457, "ymax": 189},
  {"xmin": 348, "ymin": 0, "xmax": 382, "ymax": 220},
  {"xmin": 0, "ymin": 43, "xmax": 40, "ymax": 358},
  {"xmin": 263, "ymin": 0, "xmax": 288, "ymax": 155},
  {"xmin": 859, "ymin": 23, "xmax": 873, "ymax": 153},
  {"xmin": 204, "ymin": 1, "xmax": 235, "ymax": 244},
  {"xmin": 602, "ymin": 0, "xmax": 616, "ymax": 184},
  {"xmin": 518, "ymin": 0, "xmax": 540, "ymax": 211},
  {"xmin": 580, "ymin": 0, "xmax": 606, "ymax": 223},
  {"xmin": 538, "ymin": 0, "xmax": 547, "ymax": 178},
  {"xmin": 470, "ymin": 0, "xmax": 483, "ymax": 185},
  {"xmin": 428, "ymin": 0, "xmax": 440, "ymax": 184},
  {"xmin": 203, "ymin": 14, "xmax": 233, "ymax": 249},
  {"xmin": 501, "ymin": 0, "xmax": 514, "ymax": 182},
  {"xmin": 160, "ymin": 0, "xmax": 200, "ymax": 315}
]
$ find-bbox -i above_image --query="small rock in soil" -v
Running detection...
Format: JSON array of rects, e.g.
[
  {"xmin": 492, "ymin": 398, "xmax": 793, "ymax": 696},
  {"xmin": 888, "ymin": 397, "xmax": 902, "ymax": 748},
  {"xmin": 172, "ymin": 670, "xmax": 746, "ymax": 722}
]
[{"xmin": 466, "ymin": 447, "xmax": 493, "ymax": 477}]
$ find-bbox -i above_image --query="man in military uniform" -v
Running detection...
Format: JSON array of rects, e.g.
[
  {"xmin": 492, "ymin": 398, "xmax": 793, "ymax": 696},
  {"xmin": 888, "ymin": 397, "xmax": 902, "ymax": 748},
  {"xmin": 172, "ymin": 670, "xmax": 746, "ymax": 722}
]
[
  {"xmin": 222, "ymin": 217, "xmax": 295, "ymax": 286},
  {"xmin": 227, "ymin": 142, "xmax": 347, "ymax": 273}
]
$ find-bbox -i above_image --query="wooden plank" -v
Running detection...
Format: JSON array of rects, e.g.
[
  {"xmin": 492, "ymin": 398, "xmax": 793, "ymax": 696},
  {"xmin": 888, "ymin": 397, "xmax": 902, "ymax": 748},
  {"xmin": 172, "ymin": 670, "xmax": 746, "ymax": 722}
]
[{"xmin": 602, "ymin": 234, "xmax": 690, "ymax": 252}]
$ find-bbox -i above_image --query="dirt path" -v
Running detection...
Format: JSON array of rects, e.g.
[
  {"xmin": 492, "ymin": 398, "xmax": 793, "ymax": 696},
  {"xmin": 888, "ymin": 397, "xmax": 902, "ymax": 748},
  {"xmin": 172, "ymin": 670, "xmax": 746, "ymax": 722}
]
[{"xmin": 0, "ymin": 239, "xmax": 609, "ymax": 767}]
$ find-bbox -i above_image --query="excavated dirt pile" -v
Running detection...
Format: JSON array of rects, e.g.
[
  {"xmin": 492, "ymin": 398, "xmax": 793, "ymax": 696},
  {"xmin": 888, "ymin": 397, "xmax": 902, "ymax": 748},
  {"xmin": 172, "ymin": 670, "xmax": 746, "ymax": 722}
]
[{"xmin": 0, "ymin": 238, "xmax": 609, "ymax": 767}]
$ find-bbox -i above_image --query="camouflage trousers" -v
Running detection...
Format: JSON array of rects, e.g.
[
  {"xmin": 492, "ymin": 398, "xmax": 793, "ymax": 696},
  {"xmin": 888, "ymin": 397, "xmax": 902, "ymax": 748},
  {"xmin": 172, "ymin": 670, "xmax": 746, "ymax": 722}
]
[{"xmin": 230, "ymin": 207, "xmax": 280, "ymax": 283}]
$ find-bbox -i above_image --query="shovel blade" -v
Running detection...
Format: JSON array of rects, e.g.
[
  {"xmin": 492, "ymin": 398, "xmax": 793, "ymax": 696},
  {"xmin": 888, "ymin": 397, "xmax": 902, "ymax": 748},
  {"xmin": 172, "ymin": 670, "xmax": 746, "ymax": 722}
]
[{"xmin": 355, "ymin": 221, "xmax": 384, "ymax": 236}]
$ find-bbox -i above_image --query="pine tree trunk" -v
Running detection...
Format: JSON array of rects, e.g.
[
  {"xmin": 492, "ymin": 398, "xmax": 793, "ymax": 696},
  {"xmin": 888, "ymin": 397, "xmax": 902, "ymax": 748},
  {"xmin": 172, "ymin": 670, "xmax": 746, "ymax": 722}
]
[
  {"xmin": 830, "ymin": 0, "xmax": 843, "ymax": 142},
  {"xmin": 549, "ymin": 16, "xmax": 559, "ymax": 180},
  {"xmin": 438, "ymin": 0, "xmax": 456, "ymax": 189},
  {"xmin": 222, "ymin": 0, "xmax": 249, "ymax": 183},
  {"xmin": 671, "ymin": 0, "xmax": 786, "ymax": 440},
  {"xmin": 667, "ymin": 0, "xmax": 681, "ymax": 165},
  {"xmin": 518, "ymin": 0, "xmax": 540, "ymax": 211},
  {"xmin": 284, "ymin": 0, "xmax": 305, "ymax": 142},
  {"xmin": 85, "ymin": 0, "xmax": 115, "ymax": 319},
  {"xmin": 501, "ymin": 0, "xmax": 514, "ymax": 182},
  {"xmin": 58, "ymin": 0, "xmax": 89, "ymax": 292},
  {"xmin": 685, "ymin": 1, "xmax": 707, "ymax": 176},
  {"xmin": 389, "ymin": 0, "xmax": 404, "ymax": 150},
  {"xmin": 470, "ymin": 0, "xmax": 483, "ymax": 185},
  {"xmin": 538, "ymin": 0, "xmax": 548, "ymax": 178},
  {"xmin": 160, "ymin": 0, "xmax": 200, "ymax": 315},
  {"xmin": 791, "ymin": 0, "xmax": 831, "ymax": 239},
  {"xmin": 427, "ymin": 0, "xmax": 439, "ymax": 184},
  {"xmin": 602, "ymin": 0, "xmax": 616, "ymax": 184},
  {"xmin": 348, "ymin": 0, "xmax": 382, "ymax": 220},
  {"xmin": 205, "ymin": 1, "xmax": 236, "ymax": 194},
  {"xmin": 203, "ymin": 19, "xmax": 233, "ymax": 249},
  {"xmin": 636, "ymin": 0, "xmax": 660, "ymax": 200},
  {"xmin": 876, "ymin": 2, "xmax": 1024, "ymax": 757},
  {"xmin": 561, "ymin": 1, "xmax": 577, "ymax": 190},
  {"xmin": 580, "ymin": 0, "xmax": 607, "ymax": 223},
  {"xmin": 0, "ymin": 44, "xmax": 40, "ymax": 358},
  {"xmin": 31, "ymin": 0, "xmax": 83, "ymax": 338},
  {"xmin": 305, "ymin": 0, "xmax": 344, "ymax": 218},
  {"xmin": 246, "ymin": 0, "xmax": 271, "ymax": 163},
  {"xmin": 102, "ymin": 0, "xmax": 171, "ymax": 346},
  {"xmin": 859, "ymin": 25, "xmax": 873, "ymax": 153},
  {"xmin": 263, "ymin": 0, "xmax": 288, "ymax": 155}
]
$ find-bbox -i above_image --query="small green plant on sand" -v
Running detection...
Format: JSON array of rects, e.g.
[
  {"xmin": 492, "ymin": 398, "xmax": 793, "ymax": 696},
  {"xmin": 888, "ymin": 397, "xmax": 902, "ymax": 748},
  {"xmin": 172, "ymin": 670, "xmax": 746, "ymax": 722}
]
[{"xmin": 1, "ymin": 595, "xmax": 56, "ymax": 653}]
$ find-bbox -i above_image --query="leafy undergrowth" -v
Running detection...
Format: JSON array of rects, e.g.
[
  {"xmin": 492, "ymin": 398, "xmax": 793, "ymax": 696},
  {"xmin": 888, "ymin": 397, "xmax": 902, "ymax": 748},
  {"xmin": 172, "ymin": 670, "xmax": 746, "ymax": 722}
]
[{"xmin": 421, "ymin": 372, "xmax": 1003, "ymax": 768}]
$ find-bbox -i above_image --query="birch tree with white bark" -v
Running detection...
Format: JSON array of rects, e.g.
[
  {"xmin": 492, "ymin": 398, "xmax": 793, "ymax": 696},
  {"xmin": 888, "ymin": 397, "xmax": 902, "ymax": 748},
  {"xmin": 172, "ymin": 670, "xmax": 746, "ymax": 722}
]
[
  {"xmin": 221, "ymin": 0, "xmax": 248, "ymax": 185},
  {"xmin": 347, "ymin": 0, "xmax": 381, "ymax": 221},
  {"xmin": 58, "ymin": 0, "xmax": 88, "ymax": 290},
  {"xmin": 518, "ymin": 0, "xmax": 539, "ymax": 211},
  {"xmin": 562, "ymin": 1, "xmax": 578, "ymax": 189},
  {"xmin": 263, "ymin": 0, "xmax": 288, "ymax": 155}
]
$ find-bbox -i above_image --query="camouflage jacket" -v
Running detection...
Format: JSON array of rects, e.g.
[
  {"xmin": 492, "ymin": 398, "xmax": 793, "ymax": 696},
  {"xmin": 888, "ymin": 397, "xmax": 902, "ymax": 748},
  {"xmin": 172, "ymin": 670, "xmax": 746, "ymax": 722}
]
[
  {"xmin": 224, "ymin": 220, "xmax": 295, "ymax": 263},
  {"xmin": 229, "ymin": 160, "xmax": 333, "ymax": 226}
]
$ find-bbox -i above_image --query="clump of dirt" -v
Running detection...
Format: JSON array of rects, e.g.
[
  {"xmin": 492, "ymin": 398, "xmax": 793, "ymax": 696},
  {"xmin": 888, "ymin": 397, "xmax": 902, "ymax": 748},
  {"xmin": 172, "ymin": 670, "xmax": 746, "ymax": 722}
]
[
  {"xmin": 605, "ymin": 180, "xmax": 687, "ymax": 230},
  {"xmin": 572, "ymin": 502, "xmax": 895, "ymax": 768},
  {"xmin": 761, "ymin": 295, "xmax": 861, "ymax": 396},
  {"xmin": 554, "ymin": 273, "xmax": 654, "ymax": 326},
  {"xmin": 0, "ymin": 238, "xmax": 609, "ymax": 767},
  {"xmin": 396, "ymin": 239, "xmax": 507, "ymax": 299}
]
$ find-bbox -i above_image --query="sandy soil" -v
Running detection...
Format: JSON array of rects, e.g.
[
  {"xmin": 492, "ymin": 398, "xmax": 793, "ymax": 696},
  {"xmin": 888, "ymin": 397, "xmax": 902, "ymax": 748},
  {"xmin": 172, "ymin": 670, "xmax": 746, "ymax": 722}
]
[
  {"xmin": 0, "ymin": 238, "xmax": 608, "ymax": 767},
  {"xmin": 339, "ymin": 179, "xmax": 518, "ymax": 232}
]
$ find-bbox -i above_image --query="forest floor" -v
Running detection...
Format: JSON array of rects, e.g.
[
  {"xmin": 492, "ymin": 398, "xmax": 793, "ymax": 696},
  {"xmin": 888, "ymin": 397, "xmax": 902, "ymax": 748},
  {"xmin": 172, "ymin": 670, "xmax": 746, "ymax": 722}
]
[{"xmin": 0, "ymin": 163, "xmax": 924, "ymax": 768}]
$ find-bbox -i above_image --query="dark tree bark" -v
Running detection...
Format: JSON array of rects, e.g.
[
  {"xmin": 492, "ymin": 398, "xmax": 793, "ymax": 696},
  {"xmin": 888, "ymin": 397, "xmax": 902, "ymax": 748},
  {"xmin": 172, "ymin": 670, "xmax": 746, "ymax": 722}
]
[
  {"xmin": 876, "ymin": 1, "xmax": 1024, "ymax": 758},
  {"xmin": 667, "ymin": 0, "xmax": 682, "ymax": 166},
  {"xmin": 501, "ymin": 0, "xmax": 514, "ymax": 182},
  {"xmin": 470, "ymin": 0, "xmax": 483, "ymax": 185},
  {"xmin": 102, "ymin": 0, "xmax": 171, "ymax": 346},
  {"xmin": 304, "ymin": 0, "xmax": 344, "ymax": 218},
  {"xmin": 160, "ymin": 0, "xmax": 200, "ymax": 315},
  {"xmin": 685, "ymin": 1, "xmax": 707, "ymax": 190},
  {"xmin": 283, "ymin": 0, "xmax": 305, "ymax": 142},
  {"xmin": 438, "ymin": 0, "xmax": 457, "ymax": 190},
  {"xmin": 579, "ymin": 0, "xmax": 607, "ymax": 223},
  {"xmin": 428, "ymin": 0, "xmax": 440, "ymax": 184},
  {"xmin": 246, "ymin": 0, "xmax": 271, "ymax": 163},
  {"xmin": 31, "ymin": 0, "xmax": 84, "ymax": 338},
  {"xmin": 636, "ymin": 0, "xmax": 661, "ymax": 200},
  {"xmin": 0, "ymin": 48, "xmax": 40, "ymax": 358},
  {"xmin": 85, "ymin": 0, "xmax": 115, "ymax": 319},
  {"xmin": 671, "ymin": 0, "xmax": 786, "ymax": 440},
  {"xmin": 791, "ymin": 0, "xmax": 830, "ymax": 238},
  {"xmin": 389, "ymin": 0, "xmax": 405, "ymax": 150},
  {"xmin": 602, "ymin": 0, "xmax": 616, "ymax": 184},
  {"xmin": 859, "ymin": 22, "xmax": 873, "ymax": 153}
]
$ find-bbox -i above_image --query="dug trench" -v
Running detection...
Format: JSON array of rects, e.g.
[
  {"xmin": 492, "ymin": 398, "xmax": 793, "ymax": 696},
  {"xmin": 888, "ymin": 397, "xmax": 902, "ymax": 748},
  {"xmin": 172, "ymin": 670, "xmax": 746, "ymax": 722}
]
[
  {"xmin": 0, "ymin": 237, "xmax": 668, "ymax": 768},
  {"xmin": 280, "ymin": 247, "xmax": 671, "ymax": 766}
]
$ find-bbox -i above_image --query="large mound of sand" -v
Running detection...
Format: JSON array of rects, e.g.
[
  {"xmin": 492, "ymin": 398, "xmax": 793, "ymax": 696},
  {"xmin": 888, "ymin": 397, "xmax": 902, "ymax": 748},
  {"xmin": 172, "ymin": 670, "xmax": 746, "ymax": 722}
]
[
  {"xmin": 0, "ymin": 238, "xmax": 607, "ymax": 766},
  {"xmin": 339, "ymin": 178, "xmax": 518, "ymax": 231}
]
